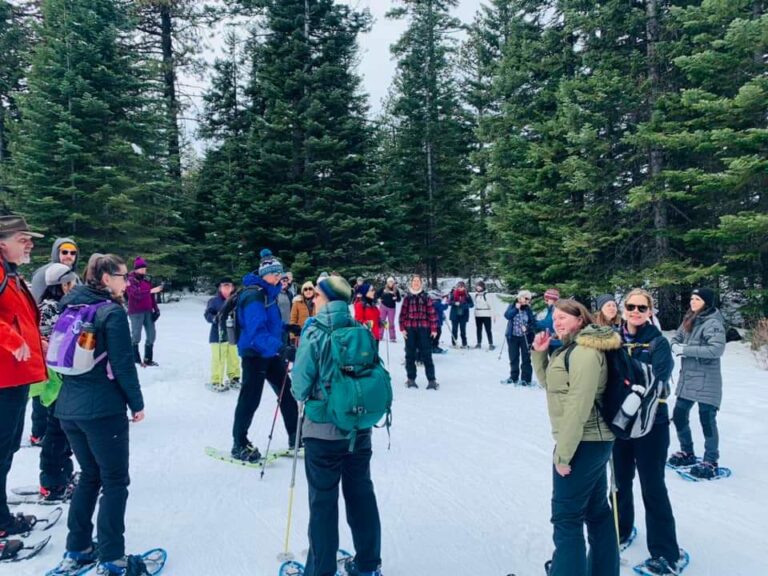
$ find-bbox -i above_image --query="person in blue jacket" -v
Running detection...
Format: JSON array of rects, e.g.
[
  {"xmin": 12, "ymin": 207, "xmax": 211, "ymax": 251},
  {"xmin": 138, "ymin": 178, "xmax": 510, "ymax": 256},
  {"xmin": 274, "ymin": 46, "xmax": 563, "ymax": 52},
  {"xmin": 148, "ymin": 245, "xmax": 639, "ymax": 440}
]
[
  {"xmin": 430, "ymin": 291, "xmax": 448, "ymax": 353},
  {"xmin": 536, "ymin": 287, "xmax": 562, "ymax": 352},
  {"xmin": 230, "ymin": 249, "xmax": 299, "ymax": 462}
]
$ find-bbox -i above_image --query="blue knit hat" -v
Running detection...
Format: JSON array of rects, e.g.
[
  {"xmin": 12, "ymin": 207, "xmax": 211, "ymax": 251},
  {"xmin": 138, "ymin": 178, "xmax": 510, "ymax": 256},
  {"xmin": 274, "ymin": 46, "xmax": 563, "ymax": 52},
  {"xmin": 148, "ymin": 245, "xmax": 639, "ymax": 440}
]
[
  {"xmin": 317, "ymin": 275, "xmax": 353, "ymax": 303},
  {"xmin": 258, "ymin": 249, "xmax": 284, "ymax": 278}
]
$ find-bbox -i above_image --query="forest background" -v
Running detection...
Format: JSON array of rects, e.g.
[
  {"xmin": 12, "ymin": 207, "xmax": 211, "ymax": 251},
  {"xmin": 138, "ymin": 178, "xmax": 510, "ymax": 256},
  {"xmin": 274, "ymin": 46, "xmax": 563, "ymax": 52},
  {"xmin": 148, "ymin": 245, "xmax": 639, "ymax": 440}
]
[{"xmin": 0, "ymin": 0, "xmax": 766, "ymax": 329}]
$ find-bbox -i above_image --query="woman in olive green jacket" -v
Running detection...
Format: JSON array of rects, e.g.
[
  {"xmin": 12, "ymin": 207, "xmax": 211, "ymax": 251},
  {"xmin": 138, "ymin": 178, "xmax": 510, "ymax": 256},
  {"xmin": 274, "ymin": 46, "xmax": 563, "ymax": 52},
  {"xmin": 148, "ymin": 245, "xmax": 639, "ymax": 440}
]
[{"xmin": 532, "ymin": 299, "xmax": 620, "ymax": 576}]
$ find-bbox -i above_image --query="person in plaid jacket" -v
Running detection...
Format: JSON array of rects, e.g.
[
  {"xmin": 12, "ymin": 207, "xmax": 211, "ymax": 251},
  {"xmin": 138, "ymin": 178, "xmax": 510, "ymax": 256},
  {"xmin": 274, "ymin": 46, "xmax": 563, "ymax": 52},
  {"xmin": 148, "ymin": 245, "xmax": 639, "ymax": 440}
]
[{"xmin": 398, "ymin": 275, "xmax": 439, "ymax": 390}]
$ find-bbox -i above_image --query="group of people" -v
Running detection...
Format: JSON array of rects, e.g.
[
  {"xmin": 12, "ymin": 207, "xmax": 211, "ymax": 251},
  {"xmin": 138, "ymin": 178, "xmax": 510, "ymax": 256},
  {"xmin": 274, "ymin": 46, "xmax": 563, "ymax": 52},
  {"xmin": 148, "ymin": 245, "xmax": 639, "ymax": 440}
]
[{"xmin": 2, "ymin": 211, "xmax": 730, "ymax": 576}]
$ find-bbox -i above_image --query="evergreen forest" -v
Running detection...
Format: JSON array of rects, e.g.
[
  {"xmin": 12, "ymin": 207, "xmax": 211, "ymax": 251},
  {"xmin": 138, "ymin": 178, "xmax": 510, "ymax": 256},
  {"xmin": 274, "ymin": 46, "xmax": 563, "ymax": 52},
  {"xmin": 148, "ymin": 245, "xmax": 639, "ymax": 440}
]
[{"xmin": 1, "ymin": 0, "xmax": 766, "ymax": 327}]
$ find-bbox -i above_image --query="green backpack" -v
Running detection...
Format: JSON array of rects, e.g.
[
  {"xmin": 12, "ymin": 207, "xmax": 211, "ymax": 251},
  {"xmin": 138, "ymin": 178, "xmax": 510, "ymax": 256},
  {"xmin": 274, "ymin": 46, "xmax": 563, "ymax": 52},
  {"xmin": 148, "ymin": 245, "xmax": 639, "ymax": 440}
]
[{"xmin": 314, "ymin": 321, "xmax": 393, "ymax": 449}]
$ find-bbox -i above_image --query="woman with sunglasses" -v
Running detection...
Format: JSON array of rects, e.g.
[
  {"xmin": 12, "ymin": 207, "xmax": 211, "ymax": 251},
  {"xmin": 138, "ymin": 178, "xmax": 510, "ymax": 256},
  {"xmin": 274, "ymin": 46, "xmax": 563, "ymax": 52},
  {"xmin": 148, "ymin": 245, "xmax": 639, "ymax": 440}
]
[
  {"xmin": 52, "ymin": 254, "xmax": 148, "ymax": 576},
  {"xmin": 613, "ymin": 289, "xmax": 680, "ymax": 575},
  {"xmin": 289, "ymin": 281, "xmax": 317, "ymax": 346},
  {"xmin": 668, "ymin": 287, "xmax": 726, "ymax": 480},
  {"xmin": 532, "ymin": 299, "xmax": 620, "ymax": 576}
]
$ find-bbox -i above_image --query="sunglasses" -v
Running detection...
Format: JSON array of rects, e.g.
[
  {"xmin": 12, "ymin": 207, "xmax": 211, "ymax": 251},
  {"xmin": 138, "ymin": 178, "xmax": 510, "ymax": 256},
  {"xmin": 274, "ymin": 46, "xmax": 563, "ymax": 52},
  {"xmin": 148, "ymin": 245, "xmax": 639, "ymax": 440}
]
[
  {"xmin": 625, "ymin": 304, "xmax": 649, "ymax": 313},
  {"xmin": 303, "ymin": 288, "xmax": 314, "ymax": 292},
  {"xmin": 60, "ymin": 250, "xmax": 77, "ymax": 256}
]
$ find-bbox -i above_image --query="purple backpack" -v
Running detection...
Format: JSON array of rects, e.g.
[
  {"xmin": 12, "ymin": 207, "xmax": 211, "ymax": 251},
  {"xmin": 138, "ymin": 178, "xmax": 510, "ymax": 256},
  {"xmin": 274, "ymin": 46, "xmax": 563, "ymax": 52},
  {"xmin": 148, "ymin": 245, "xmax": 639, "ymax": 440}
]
[{"xmin": 46, "ymin": 301, "xmax": 112, "ymax": 376}]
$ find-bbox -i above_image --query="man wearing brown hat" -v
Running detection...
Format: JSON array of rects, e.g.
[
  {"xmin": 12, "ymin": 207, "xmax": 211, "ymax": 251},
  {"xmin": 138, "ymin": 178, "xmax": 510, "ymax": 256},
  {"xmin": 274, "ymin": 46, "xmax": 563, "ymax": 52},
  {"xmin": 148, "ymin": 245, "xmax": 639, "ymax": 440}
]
[{"xmin": 0, "ymin": 214, "xmax": 48, "ymax": 538}]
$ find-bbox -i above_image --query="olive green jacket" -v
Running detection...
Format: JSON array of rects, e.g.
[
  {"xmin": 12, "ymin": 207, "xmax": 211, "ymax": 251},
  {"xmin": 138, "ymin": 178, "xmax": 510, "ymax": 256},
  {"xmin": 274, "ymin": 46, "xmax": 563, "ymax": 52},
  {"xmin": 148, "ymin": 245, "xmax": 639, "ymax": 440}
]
[{"xmin": 532, "ymin": 325, "xmax": 621, "ymax": 466}]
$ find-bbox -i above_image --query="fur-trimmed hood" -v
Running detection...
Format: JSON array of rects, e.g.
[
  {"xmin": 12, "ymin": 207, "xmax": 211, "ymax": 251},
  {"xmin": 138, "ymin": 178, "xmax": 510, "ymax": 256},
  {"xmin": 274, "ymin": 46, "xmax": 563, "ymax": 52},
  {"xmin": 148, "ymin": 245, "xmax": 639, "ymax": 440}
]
[{"xmin": 574, "ymin": 324, "xmax": 622, "ymax": 351}]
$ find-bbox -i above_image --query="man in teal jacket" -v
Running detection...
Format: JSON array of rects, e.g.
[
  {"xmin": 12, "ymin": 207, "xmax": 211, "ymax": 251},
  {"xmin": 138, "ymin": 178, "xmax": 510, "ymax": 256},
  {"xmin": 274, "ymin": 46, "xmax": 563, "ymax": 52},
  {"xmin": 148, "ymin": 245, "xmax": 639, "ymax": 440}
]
[{"xmin": 292, "ymin": 275, "xmax": 382, "ymax": 576}]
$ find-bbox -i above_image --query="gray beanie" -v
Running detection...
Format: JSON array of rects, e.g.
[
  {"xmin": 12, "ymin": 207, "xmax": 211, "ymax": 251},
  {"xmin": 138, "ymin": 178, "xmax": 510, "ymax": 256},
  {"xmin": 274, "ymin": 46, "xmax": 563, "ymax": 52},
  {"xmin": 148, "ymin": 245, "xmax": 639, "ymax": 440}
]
[
  {"xmin": 45, "ymin": 263, "xmax": 78, "ymax": 286},
  {"xmin": 595, "ymin": 294, "xmax": 616, "ymax": 312}
]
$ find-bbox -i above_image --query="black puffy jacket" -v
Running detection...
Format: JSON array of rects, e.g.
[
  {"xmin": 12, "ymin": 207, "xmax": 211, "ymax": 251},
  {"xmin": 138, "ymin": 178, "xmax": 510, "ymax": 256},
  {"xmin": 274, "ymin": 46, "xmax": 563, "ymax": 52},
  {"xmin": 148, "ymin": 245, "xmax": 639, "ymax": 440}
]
[{"xmin": 55, "ymin": 285, "xmax": 144, "ymax": 420}]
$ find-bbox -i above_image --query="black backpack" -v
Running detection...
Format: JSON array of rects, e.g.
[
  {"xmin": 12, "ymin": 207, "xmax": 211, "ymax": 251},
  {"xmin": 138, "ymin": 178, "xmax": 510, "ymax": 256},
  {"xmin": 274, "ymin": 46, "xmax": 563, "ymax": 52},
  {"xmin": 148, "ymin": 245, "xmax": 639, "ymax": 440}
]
[
  {"xmin": 564, "ymin": 341, "xmax": 660, "ymax": 440},
  {"xmin": 216, "ymin": 285, "xmax": 272, "ymax": 344}
]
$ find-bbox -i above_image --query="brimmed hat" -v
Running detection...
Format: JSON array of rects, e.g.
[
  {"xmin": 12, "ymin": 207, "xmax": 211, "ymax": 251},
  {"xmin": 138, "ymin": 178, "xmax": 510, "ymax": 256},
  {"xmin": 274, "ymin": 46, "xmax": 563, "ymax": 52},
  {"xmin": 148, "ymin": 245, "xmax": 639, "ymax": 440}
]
[
  {"xmin": 692, "ymin": 287, "xmax": 716, "ymax": 309},
  {"xmin": 0, "ymin": 214, "xmax": 44, "ymax": 238},
  {"xmin": 45, "ymin": 263, "xmax": 78, "ymax": 286},
  {"xmin": 317, "ymin": 275, "xmax": 353, "ymax": 303},
  {"xmin": 258, "ymin": 248, "xmax": 284, "ymax": 277}
]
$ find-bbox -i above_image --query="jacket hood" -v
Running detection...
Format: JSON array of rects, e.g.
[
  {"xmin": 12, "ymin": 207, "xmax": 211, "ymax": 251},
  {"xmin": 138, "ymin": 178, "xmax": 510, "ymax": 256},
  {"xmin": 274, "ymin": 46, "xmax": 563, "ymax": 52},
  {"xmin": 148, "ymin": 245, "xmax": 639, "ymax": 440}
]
[
  {"xmin": 51, "ymin": 237, "xmax": 79, "ymax": 266},
  {"xmin": 313, "ymin": 300, "xmax": 353, "ymax": 330},
  {"xmin": 698, "ymin": 307, "xmax": 725, "ymax": 325},
  {"xmin": 60, "ymin": 284, "xmax": 114, "ymax": 308},
  {"xmin": 575, "ymin": 324, "xmax": 622, "ymax": 351}
]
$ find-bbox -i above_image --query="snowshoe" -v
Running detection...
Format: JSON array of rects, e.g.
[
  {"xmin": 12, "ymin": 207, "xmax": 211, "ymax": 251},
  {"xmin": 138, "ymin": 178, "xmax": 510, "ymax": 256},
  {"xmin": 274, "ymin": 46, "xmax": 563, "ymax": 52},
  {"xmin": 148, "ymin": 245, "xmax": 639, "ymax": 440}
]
[
  {"xmin": 619, "ymin": 526, "xmax": 638, "ymax": 552},
  {"xmin": 206, "ymin": 382, "xmax": 229, "ymax": 393},
  {"xmin": 229, "ymin": 377, "xmax": 241, "ymax": 390},
  {"xmin": 343, "ymin": 557, "xmax": 382, "ymax": 576},
  {"xmin": 231, "ymin": 442, "xmax": 261, "ymax": 463},
  {"xmin": 688, "ymin": 461, "xmax": 717, "ymax": 479},
  {"xmin": 95, "ymin": 548, "xmax": 166, "ymax": 576},
  {"xmin": 632, "ymin": 548, "xmax": 689, "ymax": 575},
  {"xmin": 0, "ymin": 512, "xmax": 36, "ymax": 538},
  {"xmin": 46, "ymin": 547, "xmax": 98, "ymax": 575},
  {"xmin": 488, "ymin": 345, "xmax": 496, "ymax": 350},
  {"xmin": 0, "ymin": 535, "xmax": 51, "ymax": 563},
  {"xmin": 405, "ymin": 379, "xmax": 418, "ymax": 389},
  {"xmin": 667, "ymin": 451, "xmax": 697, "ymax": 468},
  {"xmin": 500, "ymin": 378, "xmax": 518, "ymax": 385},
  {"xmin": 426, "ymin": 380, "xmax": 439, "ymax": 390},
  {"xmin": 473, "ymin": 344, "xmax": 481, "ymax": 349}
]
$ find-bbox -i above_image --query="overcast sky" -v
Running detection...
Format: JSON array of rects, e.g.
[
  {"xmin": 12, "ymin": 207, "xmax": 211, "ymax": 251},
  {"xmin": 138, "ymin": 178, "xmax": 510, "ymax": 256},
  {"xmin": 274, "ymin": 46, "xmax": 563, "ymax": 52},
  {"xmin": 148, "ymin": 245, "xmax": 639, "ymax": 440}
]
[{"xmin": 185, "ymin": 1, "xmax": 484, "ymax": 150}]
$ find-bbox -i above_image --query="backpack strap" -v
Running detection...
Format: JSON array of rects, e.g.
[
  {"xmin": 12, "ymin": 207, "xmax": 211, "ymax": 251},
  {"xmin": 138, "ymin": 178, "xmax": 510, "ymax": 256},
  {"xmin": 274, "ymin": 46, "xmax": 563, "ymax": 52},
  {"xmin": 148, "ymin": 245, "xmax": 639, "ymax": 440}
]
[{"xmin": 560, "ymin": 343, "xmax": 578, "ymax": 376}]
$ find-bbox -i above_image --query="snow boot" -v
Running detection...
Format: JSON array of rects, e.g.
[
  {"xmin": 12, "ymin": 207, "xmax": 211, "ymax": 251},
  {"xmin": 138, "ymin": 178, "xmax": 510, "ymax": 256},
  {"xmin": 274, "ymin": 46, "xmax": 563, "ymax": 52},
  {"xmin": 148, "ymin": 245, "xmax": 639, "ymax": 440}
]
[
  {"xmin": 229, "ymin": 377, "xmax": 241, "ymax": 390},
  {"xmin": 667, "ymin": 451, "xmax": 697, "ymax": 467},
  {"xmin": 689, "ymin": 461, "xmax": 718, "ymax": 479},
  {"xmin": 0, "ymin": 540, "xmax": 23, "ymax": 561},
  {"xmin": 519, "ymin": 380, "xmax": 531, "ymax": 387},
  {"xmin": 132, "ymin": 345, "xmax": 142, "ymax": 365},
  {"xmin": 29, "ymin": 434, "xmax": 43, "ymax": 447},
  {"xmin": 50, "ymin": 547, "xmax": 98, "ymax": 574},
  {"xmin": 473, "ymin": 344, "xmax": 481, "ymax": 349},
  {"xmin": 426, "ymin": 380, "xmax": 439, "ymax": 390},
  {"xmin": 488, "ymin": 344, "xmax": 496, "ymax": 350},
  {"xmin": 344, "ymin": 558, "xmax": 382, "ymax": 576},
  {"xmin": 544, "ymin": 560, "xmax": 552, "ymax": 575},
  {"xmin": 143, "ymin": 345, "xmax": 158, "ymax": 367},
  {"xmin": 501, "ymin": 378, "xmax": 517, "ymax": 385},
  {"xmin": 0, "ymin": 512, "xmax": 36, "ymax": 537},
  {"xmin": 40, "ymin": 484, "xmax": 72, "ymax": 502},
  {"xmin": 405, "ymin": 379, "xmax": 418, "ymax": 389},
  {"xmin": 96, "ymin": 554, "xmax": 150, "ymax": 576},
  {"xmin": 231, "ymin": 441, "xmax": 261, "ymax": 463}
]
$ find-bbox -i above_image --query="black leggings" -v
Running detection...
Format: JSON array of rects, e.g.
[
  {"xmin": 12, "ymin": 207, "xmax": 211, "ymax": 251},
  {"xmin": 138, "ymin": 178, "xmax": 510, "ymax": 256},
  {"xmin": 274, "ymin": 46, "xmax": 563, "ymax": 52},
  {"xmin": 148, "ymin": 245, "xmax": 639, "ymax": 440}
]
[{"xmin": 475, "ymin": 317, "xmax": 493, "ymax": 345}]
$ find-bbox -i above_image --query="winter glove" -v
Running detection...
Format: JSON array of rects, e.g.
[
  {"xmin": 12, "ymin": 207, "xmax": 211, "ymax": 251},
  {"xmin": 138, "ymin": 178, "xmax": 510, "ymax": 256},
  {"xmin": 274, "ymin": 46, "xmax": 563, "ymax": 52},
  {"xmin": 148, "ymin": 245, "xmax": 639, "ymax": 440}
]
[
  {"xmin": 286, "ymin": 324, "xmax": 302, "ymax": 336},
  {"xmin": 671, "ymin": 343, "xmax": 686, "ymax": 356}
]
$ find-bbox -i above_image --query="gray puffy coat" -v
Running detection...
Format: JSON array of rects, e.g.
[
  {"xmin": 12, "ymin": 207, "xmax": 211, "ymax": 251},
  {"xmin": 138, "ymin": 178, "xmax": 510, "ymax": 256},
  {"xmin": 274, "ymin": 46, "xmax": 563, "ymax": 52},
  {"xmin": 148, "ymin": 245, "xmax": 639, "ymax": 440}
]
[{"xmin": 671, "ymin": 308, "xmax": 726, "ymax": 408}]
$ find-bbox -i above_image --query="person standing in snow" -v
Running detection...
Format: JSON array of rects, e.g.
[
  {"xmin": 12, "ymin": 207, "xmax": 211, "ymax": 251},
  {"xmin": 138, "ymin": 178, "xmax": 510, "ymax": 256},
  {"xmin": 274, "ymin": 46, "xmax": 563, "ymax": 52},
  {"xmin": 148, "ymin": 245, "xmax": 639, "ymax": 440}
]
[
  {"xmin": 502, "ymin": 290, "xmax": 537, "ymax": 386},
  {"xmin": 536, "ymin": 287, "xmax": 562, "ymax": 352},
  {"xmin": 354, "ymin": 283, "xmax": 382, "ymax": 349},
  {"xmin": 430, "ymin": 292, "xmax": 448, "ymax": 354},
  {"xmin": 593, "ymin": 294, "xmax": 620, "ymax": 331},
  {"xmin": 448, "ymin": 281, "xmax": 473, "ymax": 348},
  {"xmin": 398, "ymin": 275, "xmax": 439, "ymax": 390},
  {"xmin": 613, "ymin": 289, "xmax": 681, "ymax": 575},
  {"xmin": 51, "ymin": 254, "xmax": 148, "ymax": 576},
  {"xmin": 473, "ymin": 280, "xmax": 494, "ymax": 350},
  {"xmin": 125, "ymin": 257, "xmax": 162, "ymax": 367},
  {"xmin": 204, "ymin": 278, "xmax": 240, "ymax": 392},
  {"xmin": 0, "ymin": 214, "xmax": 47, "ymax": 540},
  {"xmin": 667, "ymin": 287, "xmax": 726, "ymax": 480},
  {"xmin": 289, "ymin": 281, "xmax": 316, "ymax": 346},
  {"xmin": 531, "ymin": 299, "xmax": 620, "ymax": 576},
  {"xmin": 230, "ymin": 249, "xmax": 299, "ymax": 462},
  {"xmin": 376, "ymin": 277, "xmax": 400, "ymax": 343},
  {"xmin": 291, "ymin": 275, "xmax": 383, "ymax": 576},
  {"xmin": 29, "ymin": 237, "xmax": 81, "ymax": 445},
  {"xmin": 32, "ymin": 263, "xmax": 78, "ymax": 501}
]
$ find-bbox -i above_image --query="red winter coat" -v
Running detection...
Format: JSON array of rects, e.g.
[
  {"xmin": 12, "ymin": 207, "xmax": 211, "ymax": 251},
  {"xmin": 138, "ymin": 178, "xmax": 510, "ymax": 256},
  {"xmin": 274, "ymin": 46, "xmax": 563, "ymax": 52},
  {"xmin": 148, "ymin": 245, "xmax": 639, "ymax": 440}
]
[
  {"xmin": 0, "ymin": 260, "xmax": 47, "ymax": 388},
  {"xmin": 354, "ymin": 300, "xmax": 382, "ymax": 341}
]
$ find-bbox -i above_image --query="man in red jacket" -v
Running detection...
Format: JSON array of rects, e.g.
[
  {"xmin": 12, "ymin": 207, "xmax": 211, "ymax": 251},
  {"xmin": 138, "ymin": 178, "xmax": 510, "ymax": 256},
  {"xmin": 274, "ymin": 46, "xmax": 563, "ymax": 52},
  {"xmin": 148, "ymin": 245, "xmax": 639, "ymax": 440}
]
[{"xmin": 0, "ymin": 214, "xmax": 47, "ymax": 537}]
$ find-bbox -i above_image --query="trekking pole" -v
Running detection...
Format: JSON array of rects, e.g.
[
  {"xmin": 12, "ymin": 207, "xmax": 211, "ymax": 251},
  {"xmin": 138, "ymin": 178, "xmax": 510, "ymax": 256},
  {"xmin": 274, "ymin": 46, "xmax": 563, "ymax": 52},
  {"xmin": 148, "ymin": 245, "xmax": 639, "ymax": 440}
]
[
  {"xmin": 609, "ymin": 455, "xmax": 627, "ymax": 565},
  {"xmin": 261, "ymin": 361, "xmax": 292, "ymax": 480},
  {"xmin": 384, "ymin": 321, "xmax": 390, "ymax": 368},
  {"xmin": 497, "ymin": 336, "xmax": 506, "ymax": 361},
  {"xmin": 277, "ymin": 403, "xmax": 305, "ymax": 562}
]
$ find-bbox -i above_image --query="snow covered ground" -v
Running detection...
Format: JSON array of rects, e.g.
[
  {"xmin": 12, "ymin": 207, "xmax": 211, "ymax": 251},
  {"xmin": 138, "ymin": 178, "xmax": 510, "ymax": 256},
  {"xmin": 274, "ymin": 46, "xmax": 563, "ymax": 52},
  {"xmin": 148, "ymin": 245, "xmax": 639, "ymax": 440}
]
[{"xmin": 6, "ymin": 294, "xmax": 768, "ymax": 576}]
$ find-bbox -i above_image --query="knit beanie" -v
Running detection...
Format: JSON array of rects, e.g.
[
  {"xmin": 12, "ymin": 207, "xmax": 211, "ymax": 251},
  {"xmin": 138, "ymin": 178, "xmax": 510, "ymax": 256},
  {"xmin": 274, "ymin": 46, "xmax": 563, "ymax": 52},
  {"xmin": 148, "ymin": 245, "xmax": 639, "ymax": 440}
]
[
  {"xmin": 45, "ymin": 263, "xmax": 78, "ymax": 286},
  {"xmin": 133, "ymin": 256, "xmax": 147, "ymax": 270},
  {"xmin": 317, "ymin": 275, "xmax": 353, "ymax": 303},
  {"xmin": 595, "ymin": 294, "xmax": 616, "ymax": 313},
  {"xmin": 217, "ymin": 277, "xmax": 234, "ymax": 287},
  {"xmin": 258, "ymin": 249, "xmax": 284, "ymax": 278},
  {"xmin": 692, "ymin": 287, "xmax": 716, "ymax": 309},
  {"xmin": 544, "ymin": 288, "xmax": 560, "ymax": 301},
  {"xmin": 359, "ymin": 282, "xmax": 372, "ymax": 296}
]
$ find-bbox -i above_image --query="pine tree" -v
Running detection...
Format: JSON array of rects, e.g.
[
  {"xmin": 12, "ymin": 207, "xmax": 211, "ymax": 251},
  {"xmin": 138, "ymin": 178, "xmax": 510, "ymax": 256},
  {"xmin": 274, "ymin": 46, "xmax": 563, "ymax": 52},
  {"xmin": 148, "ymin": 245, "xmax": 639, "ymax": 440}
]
[
  {"xmin": 8, "ymin": 0, "xmax": 177, "ymax": 274},
  {"xmin": 384, "ymin": 0, "xmax": 474, "ymax": 285}
]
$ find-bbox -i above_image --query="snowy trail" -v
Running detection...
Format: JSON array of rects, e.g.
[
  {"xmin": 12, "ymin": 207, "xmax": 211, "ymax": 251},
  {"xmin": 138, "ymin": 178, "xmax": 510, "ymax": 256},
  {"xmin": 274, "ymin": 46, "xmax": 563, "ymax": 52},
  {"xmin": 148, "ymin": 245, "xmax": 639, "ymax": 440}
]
[{"xmin": 5, "ymin": 295, "xmax": 768, "ymax": 576}]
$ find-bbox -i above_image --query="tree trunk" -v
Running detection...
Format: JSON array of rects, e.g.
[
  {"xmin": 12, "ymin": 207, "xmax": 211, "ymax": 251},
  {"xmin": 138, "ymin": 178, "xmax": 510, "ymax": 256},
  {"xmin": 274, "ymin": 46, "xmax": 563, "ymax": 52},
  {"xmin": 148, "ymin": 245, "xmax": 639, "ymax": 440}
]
[
  {"xmin": 425, "ymin": 0, "xmax": 437, "ymax": 287},
  {"xmin": 160, "ymin": 4, "xmax": 181, "ymax": 191}
]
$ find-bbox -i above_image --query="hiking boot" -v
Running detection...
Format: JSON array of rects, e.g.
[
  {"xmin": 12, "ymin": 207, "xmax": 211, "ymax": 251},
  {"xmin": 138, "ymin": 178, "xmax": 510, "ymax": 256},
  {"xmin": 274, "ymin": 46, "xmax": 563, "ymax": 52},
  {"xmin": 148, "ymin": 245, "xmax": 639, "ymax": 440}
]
[
  {"xmin": 143, "ymin": 345, "xmax": 158, "ymax": 367},
  {"xmin": 689, "ymin": 461, "xmax": 718, "ymax": 479},
  {"xmin": 488, "ymin": 344, "xmax": 496, "ymax": 350},
  {"xmin": 0, "ymin": 512, "xmax": 36, "ymax": 537},
  {"xmin": 344, "ymin": 558, "xmax": 382, "ymax": 576},
  {"xmin": 501, "ymin": 378, "xmax": 517, "ymax": 385},
  {"xmin": 474, "ymin": 344, "xmax": 482, "ymax": 349},
  {"xmin": 0, "ymin": 539, "xmax": 23, "ymax": 561},
  {"xmin": 667, "ymin": 451, "xmax": 697, "ymax": 467},
  {"xmin": 641, "ymin": 556, "xmax": 680, "ymax": 575},
  {"xmin": 132, "ymin": 345, "xmax": 142, "ymax": 365},
  {"xmin": 96, "ymin": 555, "xmax": 150, "ymax": 576},
  {"xmin": 209, "ymin": 382, "xmax": 228, "ymax": 393},
  {"xmin": 231, "ymin": 441, "xmax": 261, "ymax": 463},
  {"xmin": 51, "ymin": 548, "xmax": 98, "ymax": 573},
  {"xmin": 405, "ymin": 379, "xmax": 418, "ymax": 389},
  {"xmin": 40, "ymin": 484, "xmax": 71, "ymax": 502},
  {"xmin": 29, "ymin": 435, "xmax": 44, "ymax": 447},
  {"xmin": 519, "ymin": 380, "xmax": 531, "ymax": 387},
  {"xmin": 229, "ymin": 377, "xmax": 241, "ymax": 389},
  {"xmin": 426, "ymin": 380, "xmax": 439, "ymax": 390}
]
